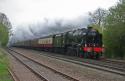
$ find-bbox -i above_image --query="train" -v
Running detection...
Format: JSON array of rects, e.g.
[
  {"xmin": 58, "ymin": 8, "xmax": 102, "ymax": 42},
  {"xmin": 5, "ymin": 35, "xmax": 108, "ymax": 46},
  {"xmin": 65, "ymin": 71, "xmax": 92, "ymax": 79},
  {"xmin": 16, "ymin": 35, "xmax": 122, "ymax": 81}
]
[{"xmin": 13, "ymin": 26, "xmax": 104, "ymax": 59}]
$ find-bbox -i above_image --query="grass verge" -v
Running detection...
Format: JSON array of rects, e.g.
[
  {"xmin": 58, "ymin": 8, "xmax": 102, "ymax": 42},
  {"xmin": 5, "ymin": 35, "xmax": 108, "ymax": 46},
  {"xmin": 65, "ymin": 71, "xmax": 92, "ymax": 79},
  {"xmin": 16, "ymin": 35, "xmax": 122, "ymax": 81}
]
[{"xmin": 0, "ymin": 48, "xmax": 13, "ymax": 81}]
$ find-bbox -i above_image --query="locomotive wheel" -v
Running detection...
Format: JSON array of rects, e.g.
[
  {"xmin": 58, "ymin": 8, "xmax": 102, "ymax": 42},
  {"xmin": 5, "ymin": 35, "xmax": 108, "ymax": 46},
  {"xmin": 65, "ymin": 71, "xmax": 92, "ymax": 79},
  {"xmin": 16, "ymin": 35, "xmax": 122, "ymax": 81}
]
[
  {"xmin": 95, "ymin": 53, "xmax": 100, "ymax": 59},
  {"xmin": 67, "ymin": 47, "xmax": 76, "ymax": 56},
  {"xmin": 66, "ymin": 48, "xmax": 71, "ymax": 55},
  {"xmin": 84, "ymin": 52, "xmax": 88, "ymax": 58}
]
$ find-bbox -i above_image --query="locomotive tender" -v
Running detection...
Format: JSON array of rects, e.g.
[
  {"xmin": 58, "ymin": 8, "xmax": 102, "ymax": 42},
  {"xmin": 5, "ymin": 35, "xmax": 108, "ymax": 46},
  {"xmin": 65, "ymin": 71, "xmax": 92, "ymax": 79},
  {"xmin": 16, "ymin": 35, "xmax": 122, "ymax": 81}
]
[{"xmin": 13, "ymin": 26, "xmax": 104, "ymax": 59}]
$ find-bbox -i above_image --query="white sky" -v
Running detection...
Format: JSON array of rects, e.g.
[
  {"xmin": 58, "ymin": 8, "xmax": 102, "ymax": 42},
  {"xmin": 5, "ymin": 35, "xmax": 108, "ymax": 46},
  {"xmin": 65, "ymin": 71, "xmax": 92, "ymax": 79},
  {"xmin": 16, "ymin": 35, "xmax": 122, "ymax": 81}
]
[{"xmin": 0, "ymin": 0, "xmax": 118, "ymax": 27}]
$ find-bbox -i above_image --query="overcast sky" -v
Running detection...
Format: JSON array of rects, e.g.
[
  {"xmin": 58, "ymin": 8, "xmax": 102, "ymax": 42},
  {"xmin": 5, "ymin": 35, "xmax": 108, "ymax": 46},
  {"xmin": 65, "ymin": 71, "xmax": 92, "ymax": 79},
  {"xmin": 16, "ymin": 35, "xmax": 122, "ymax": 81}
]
[{"xmin": 0, "ymin": 0, "xmax": 118, "ymax": 27}]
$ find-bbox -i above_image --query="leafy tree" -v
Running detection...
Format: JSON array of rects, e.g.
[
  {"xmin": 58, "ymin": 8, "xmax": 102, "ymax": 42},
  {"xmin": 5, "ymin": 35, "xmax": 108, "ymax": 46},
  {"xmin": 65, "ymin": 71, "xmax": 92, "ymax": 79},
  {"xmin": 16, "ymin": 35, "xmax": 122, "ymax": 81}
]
[
  {"xmin": 104, "ymin": 0, "xmax": 125, "ymax": 59},
  {"xmin": 0, "ymin": 23, "xmax": 9, "ymax": 46}
]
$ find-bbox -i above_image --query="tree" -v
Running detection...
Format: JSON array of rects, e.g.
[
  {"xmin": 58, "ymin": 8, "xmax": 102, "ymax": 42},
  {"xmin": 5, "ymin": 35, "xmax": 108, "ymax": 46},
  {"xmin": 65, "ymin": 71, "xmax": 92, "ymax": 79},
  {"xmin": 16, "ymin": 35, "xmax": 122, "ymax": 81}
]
[
  {"xmin": 104, "ymin": 0, "xmax": 125, "ymax": 59},
  {"xmin": 0, "ymin": 23, "xmax": 9, "ymax": 46},
  {"xmin": 89, "ymin": 8, "xmax": 108, "ymax": 27}
]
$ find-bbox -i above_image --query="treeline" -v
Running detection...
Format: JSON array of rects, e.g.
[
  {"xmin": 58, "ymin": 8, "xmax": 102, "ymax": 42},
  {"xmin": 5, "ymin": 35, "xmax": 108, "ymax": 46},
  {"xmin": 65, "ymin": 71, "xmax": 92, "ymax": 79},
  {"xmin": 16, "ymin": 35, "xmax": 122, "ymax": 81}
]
[
  {"xmin": 89, "ymin": 0, "xmax": 125, "ymax": 59},
  {"xmin": 0, "ymin": 23, "xmax": 9, "ymax": 46}
]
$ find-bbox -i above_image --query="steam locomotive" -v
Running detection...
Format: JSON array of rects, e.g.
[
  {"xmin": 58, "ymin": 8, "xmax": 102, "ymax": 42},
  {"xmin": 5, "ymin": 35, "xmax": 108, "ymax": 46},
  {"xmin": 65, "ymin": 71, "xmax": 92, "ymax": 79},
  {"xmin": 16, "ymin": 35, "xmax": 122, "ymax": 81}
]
[{"xmin": 13, "ymin": 26, "xmax": 104, "ymax": 59}]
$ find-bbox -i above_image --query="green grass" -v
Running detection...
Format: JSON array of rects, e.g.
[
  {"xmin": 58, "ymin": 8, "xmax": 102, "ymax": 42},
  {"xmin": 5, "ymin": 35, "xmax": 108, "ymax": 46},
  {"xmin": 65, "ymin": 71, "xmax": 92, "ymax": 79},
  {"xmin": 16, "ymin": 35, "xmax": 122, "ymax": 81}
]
[{"xmin": 0, "ymin": 48, "xmax": 13, "ymax": 81}]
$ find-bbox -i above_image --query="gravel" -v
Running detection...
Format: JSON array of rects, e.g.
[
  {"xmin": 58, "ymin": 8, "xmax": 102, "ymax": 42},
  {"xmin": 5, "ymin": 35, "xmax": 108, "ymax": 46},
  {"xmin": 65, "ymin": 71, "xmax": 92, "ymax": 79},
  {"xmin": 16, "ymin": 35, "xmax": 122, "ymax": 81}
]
[
  {"xmin": 13, "ymin": 48, "xmax": 125, "ymax": 81},
  {"xmin": 12, "ymin": 51, "xmax": 71, "ymax": 81},
  {"xmin": 8, "ymin": 51, "xmax": 42, "ymax": 81}
]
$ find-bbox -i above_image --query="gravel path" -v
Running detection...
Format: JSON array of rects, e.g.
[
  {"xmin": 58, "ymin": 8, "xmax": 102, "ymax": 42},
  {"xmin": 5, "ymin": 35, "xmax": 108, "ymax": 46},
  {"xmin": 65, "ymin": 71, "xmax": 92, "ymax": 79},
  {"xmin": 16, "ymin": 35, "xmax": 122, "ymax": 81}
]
[{"xmin": 13, "ymin": 48, "xmax": 125, "ymax": 81}]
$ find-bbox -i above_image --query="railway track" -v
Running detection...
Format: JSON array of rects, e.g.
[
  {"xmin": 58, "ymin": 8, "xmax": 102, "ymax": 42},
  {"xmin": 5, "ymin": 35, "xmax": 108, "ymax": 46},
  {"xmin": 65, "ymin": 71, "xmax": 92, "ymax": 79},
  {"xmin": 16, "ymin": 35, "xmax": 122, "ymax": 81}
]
[
  {"xmin": 27, "ymin": 49, "xmax": 125, "ymax": 76},
  {"xmin": 104, "ymin": 59, "xmax": 125, "ymax": 65},
  {"xmin": 7, "ymin": 48, "xmax": 79, "ymax": 81},
  {"xmin": 8, "ymin": 68, "xmax": 20, "ymax": 81}
]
